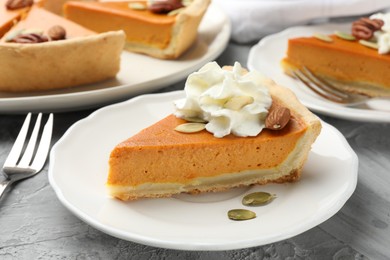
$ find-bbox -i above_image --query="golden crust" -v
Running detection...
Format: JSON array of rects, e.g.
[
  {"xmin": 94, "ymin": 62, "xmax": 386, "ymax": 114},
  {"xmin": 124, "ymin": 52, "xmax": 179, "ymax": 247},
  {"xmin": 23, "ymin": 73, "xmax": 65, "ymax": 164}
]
[
  {"xmin": 124, "ymin": 0, "xmax": 211, "ymax": 59},
  {"xmin": 113, "ymin": 169, "xmax": 301, "ymax": 201},
  {"xmin": 0, "ymin": 30, "xmax": 125, "ymax": 92}
]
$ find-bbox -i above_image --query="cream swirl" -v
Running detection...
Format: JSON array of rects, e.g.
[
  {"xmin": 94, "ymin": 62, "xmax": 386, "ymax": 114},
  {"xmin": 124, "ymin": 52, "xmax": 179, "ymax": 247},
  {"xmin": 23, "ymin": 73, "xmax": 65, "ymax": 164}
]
[
  {"xmin": 370, "ymin": 12, "xmax": 390, "ymax": 54},
  {"xmin": 174, "ymin": 62, "xmax": 272, "ymax": 138}
]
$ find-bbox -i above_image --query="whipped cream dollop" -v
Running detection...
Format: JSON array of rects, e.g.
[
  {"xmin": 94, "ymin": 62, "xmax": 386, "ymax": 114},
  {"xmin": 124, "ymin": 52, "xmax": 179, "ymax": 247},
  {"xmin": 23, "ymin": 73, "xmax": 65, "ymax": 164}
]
[
  {"xmin": 174, "ymin": 62, "xmax": 272, "ymax": 138},
  {"xmin": 370, "ymin": 12, "xmax": 390, "ymax": 54}
]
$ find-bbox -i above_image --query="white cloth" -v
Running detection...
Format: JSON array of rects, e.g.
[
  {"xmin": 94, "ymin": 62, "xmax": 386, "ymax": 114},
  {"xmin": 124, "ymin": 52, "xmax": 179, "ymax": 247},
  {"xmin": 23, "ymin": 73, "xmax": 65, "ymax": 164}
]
[{"xmin": 213, "ymin": 0, "xmax": 390, "ymax": 43}]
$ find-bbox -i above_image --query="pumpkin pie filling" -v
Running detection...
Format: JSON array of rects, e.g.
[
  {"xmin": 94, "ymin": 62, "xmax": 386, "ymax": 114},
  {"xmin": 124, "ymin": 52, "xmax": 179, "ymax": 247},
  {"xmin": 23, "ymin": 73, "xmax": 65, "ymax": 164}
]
[
  {"xmin": 64, "ymin": 1, "xmax": 175, "ymax": 49},
  {"xmin": 63, "ymin": 0, "xmax": 211, "ymax": 59},
  {"xmin": 109, "ymin": 113, "xmax": 307, "ymax": 187},
  {"xmin": 281, "ymin": 14, "xmax": 390, "ymax": 97},
  {"xmin": 107, "ymin": 62, "xmax": 321, "ymax": 201},
  {"xmin": 0, "ymin": 0, "xmax": 29, "ymax": 38},
  {"xmin": 1, "ymin": 5, "xmax": 96, "ymax": 41},
  {"xmin": 281, "ymin": 35, "xmax": 390, "ymax": 97}
]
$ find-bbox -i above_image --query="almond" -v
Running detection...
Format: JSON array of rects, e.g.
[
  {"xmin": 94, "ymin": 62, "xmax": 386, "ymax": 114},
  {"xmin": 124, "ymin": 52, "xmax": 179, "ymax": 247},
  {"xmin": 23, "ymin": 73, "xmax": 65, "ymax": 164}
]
[{"xmin": 265, "ymin": 105, "xmax": 291, "ymax": 130}]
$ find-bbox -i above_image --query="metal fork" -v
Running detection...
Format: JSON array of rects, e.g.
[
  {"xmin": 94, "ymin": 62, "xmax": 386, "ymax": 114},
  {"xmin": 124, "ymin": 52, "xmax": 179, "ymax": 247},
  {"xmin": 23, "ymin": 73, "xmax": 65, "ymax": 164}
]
[
  {"xmin": 291, "ymin": 67, "xmax": 390, "ymax": 107},
  {"xmin": 0, "ymin": 113, "xmax": 53, "ymax": 201}
]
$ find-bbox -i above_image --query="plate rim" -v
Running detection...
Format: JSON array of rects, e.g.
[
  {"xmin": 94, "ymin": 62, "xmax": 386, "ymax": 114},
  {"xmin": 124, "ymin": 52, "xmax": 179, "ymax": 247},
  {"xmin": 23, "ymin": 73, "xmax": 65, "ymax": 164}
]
[
  {"xmin": 0, "ymin": 4, "xmax": 231, "ymax": 114},
  {"xmin": 48, "ymin": 90, "xmax": 358, "ymax": 251},
  {"xmin": 247, "ymin": 22, "xmax": 390, "ymax": 123}
]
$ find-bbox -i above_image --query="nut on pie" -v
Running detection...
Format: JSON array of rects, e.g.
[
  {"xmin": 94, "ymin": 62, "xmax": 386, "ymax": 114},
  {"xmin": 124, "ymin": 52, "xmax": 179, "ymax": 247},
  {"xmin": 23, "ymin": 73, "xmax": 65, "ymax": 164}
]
[{"xmin": 107, "ymin": 63, "xmax": 322, "ymax": 201}]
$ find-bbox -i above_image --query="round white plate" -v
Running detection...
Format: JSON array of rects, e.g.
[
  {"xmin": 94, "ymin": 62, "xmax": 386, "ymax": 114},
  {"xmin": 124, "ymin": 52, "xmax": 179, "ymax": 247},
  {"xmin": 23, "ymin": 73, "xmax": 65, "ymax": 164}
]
[
  {"xmin": 247, "ymin": 23, "xmax": 390, "ymax": 123},
  {"xmin": 49, "ymin": 91, "xmax": 358, "ymax": 251},
  {"xmin": 0, "ymin": 3, "xmax": 230, "ymax": 114}
]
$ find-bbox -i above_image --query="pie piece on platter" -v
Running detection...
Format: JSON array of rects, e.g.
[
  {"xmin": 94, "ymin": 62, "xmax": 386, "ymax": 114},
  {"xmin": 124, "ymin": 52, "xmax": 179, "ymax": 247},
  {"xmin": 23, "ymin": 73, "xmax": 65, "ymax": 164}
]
[
  {"xmin": 281, "ymin": 16, "xmax": 390, "ymax": 98},
  {"xmin": 0, "ymin": 5, "xmax": 125, "ymax": 92},
  {"xmin": 63, "ymin": 0, "xmax": 211, "ymax": 59},
  {"xmin": 107, "ymin": 62, "xmax": 322, "ymax": 201}
]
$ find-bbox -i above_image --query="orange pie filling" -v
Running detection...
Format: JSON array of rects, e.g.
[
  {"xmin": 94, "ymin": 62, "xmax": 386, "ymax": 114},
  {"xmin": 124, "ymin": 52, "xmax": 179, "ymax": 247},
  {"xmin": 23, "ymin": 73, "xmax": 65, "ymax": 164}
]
[
  {"xmin": 108, "ymin": 113, "xmax": 307, "ymax": 193},
  {"xmin": 1, "ymin": 5, "xmax": 96, "ymax": 41},
  {"xmin": 282, "ymin": 35, "xmax": 390, "ymax": 96},
  {"xmin": 0, "ymin": 0, "xmax": 29, "ymax": 38},
  {"xmin": 63, "ymin": 0, "xmax": 211, "ymax": 59},
  {"xmin": 64, "ymin": 1, "xmax": 175, "ymax": 50},
  {"xmin": 281, "ymin": 13, "xmax": 390, "ymax": 97}
]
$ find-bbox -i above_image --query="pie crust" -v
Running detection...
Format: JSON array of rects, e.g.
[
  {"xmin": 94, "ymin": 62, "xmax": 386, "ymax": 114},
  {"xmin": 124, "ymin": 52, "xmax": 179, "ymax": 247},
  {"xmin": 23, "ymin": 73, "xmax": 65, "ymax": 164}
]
[{"xmin": 107, "ymin": 78, "xmax": 322, "ymax": 201}]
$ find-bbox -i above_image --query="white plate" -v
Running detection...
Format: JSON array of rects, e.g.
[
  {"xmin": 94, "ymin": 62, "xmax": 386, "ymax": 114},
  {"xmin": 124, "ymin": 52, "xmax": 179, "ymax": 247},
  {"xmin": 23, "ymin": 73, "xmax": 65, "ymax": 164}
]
[
  {"xmin": 49, "ymin": 91, "xmax": 358, "ymax": 251},
  {"xmin": 0, "ymin": 3, "xmax": 230, "ymax": 114},
  {"xmin": 247, "ymin": 23, "xmax": 390, "ymax": 123}
]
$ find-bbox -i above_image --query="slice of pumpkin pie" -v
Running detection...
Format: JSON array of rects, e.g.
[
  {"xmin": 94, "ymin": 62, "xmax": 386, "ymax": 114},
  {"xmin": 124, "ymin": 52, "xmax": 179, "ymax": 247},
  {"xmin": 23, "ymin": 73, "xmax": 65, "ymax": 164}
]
[
  {"xmin": 64, "ymin": 0, "xmax": 210, "ymax": 59},
  {"xmin": 107, "ymin": 62, "xmax": 322, "ymax": 201},
  {"xmin": 281, "ymin": 14, "xmax": 390, "ymax": 98}
]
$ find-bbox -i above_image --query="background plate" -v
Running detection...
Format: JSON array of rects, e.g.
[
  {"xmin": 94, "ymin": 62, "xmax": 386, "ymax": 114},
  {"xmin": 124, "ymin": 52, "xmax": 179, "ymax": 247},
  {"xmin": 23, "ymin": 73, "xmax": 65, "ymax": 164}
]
[
  {"xmin": 247, "ymin": 23, "xmax": 390, "ymax": 123},
  {"xmin": 0, "ymin": 3, "xmax": 230, "ymax": 114},
  {"xmin": 49, "ymin": 91, "xmax": 358, "ymax": 251}
]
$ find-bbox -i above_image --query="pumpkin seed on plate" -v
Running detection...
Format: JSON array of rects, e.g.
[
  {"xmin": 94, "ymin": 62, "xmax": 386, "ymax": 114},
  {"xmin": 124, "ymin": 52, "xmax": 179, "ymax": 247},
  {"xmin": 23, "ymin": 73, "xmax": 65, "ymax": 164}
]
[
  {"xmin": 228, "ymin": 209, "xmax": 256, "ymax": 221},
  {"xmin": 242, "ymin": 192, "xmax": 276, "ymax": 206},
  {"xmin": 313, "ymin": 33, "xmax": 333, "ymax": 43},
  {"xmin": 174, "ymin": 122, "xmax": 206, "ymax": 133}
]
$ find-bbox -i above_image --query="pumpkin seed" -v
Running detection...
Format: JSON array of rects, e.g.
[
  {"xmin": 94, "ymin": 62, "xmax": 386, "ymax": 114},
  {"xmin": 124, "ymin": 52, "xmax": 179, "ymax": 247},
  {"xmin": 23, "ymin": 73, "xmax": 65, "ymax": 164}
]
[
  {"xmin": 128, "ymin": 2, "xmax": 146, "ymax": 10},
  {"xmin": 4, "ymin": 29, "xmax": 24, "ymax": 42},
  {"xmin": 184, "ymin": 117, "xmax": 207, "ymax": 123},
  {"xmin": 228, "ymin": 209, "xmax": 256, "ymax": 221},
  {"xmin": 174, "ymin": 122, "xmax": 206, "ymax": 133},
  {"xmin": 313, "ymin": 33, "xmax": 333, "ymax": 43},
  {"xmin": 242, "ymin": 192, "xmax": 276, "ymax": 206},
  {"xmin": 359, "ymin": 39, "xmax": 378, "ymax": 49},
  {"xmin": 182, "ymin": 0, "xmax": 193, "ymax": 7},
  {"xmin": 168, "ymin": 7, "xmax": 185, "ymax": 16},
  {"xmin": 22, "ymin": 28, "xmax": 44, "ymax": 35},
  {"xmin": 224, "ymin": 96, "xmax": 254, "ymax": 110},
  {"xmin": 334, "ymin": 31, "xmax": 356, "ymax": 41}
]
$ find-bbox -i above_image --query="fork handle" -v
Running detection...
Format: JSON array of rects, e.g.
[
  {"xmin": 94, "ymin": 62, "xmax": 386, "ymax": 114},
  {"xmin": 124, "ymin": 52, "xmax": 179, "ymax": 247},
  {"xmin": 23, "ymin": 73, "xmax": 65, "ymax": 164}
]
[{"xmin": 0, "ymin": 179, "xmax": 13, "ymax": 202}]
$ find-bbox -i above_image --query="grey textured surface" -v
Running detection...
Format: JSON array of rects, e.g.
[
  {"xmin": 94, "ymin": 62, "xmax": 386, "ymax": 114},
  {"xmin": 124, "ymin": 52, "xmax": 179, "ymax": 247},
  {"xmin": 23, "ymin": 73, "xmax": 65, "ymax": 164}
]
[{"xmin": 0, "ymin": 43, "xmax": 389, "ymax": 259}]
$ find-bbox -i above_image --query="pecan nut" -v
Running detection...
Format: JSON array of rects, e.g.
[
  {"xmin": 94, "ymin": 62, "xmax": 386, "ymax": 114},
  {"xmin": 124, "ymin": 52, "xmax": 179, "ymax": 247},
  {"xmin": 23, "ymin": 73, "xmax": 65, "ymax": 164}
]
[
  {"xmin": 5, "ymin": 0, "xmax": 33, "ymax": 10},
  {"xmin": 148, "ymin": 0, "xmax": 184, "ymax": 14},
  {"xmin": 48, "ymin": 25, "xmax": 66, "ymax": 41},
  {"xmin": 9, "ymin": 33, "xmax": 48, "ymax": 44},
  {"xmin": 352, "ymin": 17, "xmax": 384, "ymax": 40},
  {"xmin": 265, "ymin": 105, "xmax": 291, "ymax": 130}
]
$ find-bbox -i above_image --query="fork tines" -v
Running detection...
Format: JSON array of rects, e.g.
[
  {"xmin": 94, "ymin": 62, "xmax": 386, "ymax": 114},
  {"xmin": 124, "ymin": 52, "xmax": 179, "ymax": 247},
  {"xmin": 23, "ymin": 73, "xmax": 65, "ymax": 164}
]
[
  {"xmin": 3, "ymin": 113, "xmax": 53, "ymax": 171},
  {"xmin": 291, "ymin": 67, "xmax": 350, "ymax": 103}
]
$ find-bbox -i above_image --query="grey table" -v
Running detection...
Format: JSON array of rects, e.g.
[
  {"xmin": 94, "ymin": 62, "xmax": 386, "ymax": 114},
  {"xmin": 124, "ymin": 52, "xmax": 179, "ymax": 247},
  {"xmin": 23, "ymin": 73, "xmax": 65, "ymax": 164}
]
[{"xmin": 1, "ymin": 42, "xmax": 389, "ymax": 260}]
